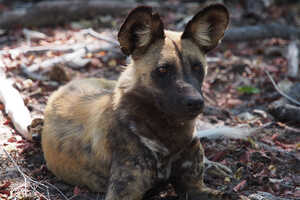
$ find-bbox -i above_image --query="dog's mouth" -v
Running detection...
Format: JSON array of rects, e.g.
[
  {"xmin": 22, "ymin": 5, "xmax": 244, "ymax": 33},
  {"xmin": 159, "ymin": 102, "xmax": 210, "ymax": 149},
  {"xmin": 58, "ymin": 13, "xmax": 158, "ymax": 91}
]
[
  {"xmin": 161, "ymin": 104, "xmax": 203, "ymax": 120},
  {"xmin": 154, "ymin": 94, "xmax": 204, "ymax": 120},
  {"xmin": 185, "ymin": 109, "xmax": 203, "ymax": 119}
]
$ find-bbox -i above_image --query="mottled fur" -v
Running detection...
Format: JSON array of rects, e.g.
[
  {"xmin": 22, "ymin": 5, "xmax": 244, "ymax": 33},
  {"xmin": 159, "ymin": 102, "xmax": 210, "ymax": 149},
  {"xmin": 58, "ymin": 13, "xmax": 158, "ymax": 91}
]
[{"xmin": 42, "ymin": 4, "xmax": 233, "ymax": 200}]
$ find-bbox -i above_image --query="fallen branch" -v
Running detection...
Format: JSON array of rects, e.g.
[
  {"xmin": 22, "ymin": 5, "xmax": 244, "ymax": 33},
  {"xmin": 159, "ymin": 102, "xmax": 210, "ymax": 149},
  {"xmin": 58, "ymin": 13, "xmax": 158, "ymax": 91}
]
[
  {"xmin": 265, "ymin": 70, "xmax": 300, "ymax": 106},
  {"xmin": 224, "ymin": 23, "xmax": 300, "ymax": 41},
  {"xmin": 0, "ymin": 67, "xmax": 32, "ymax": 140},
  {"xmin": 26, "ymin": 42, "xmax": 117, "ymax": 72},
  {"xmin": 0, "ymin": 1, "xmax": 138, "ymax": 29},
  {"xmin": 0, "ymin": 43, "xmax": 89, "ymax": 56}
]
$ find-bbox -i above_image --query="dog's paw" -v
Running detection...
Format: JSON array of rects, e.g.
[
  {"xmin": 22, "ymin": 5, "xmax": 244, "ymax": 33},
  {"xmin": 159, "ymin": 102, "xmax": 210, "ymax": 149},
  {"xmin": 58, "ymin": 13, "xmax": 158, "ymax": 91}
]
[{"xmin": 204, "ymin": 158, "xmax": 233, "ymax": 177}]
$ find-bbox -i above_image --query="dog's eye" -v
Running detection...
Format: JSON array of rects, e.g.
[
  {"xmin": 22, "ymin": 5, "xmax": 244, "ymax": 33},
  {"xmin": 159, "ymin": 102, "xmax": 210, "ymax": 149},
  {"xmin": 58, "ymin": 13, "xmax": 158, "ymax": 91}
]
[
  {"xmin": 192, "ymin": 64, "xmax": 204, "ymax": 82},
  {"xmin": 192, "ymin": 65, "xmax": 203, "ymax": 73},
  {"xmin": 156, "ymin": 66, "xmax": 169, "ymax": 75}
]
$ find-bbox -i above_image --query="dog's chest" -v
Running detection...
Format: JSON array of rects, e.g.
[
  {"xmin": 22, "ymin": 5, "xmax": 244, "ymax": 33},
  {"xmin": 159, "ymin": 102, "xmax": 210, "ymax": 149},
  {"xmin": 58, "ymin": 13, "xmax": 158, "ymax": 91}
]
[
  {"xmin": 129, "ymin": 121, "xmax": 181, "ymax": 180},
  {"xmin": 140, "ymin": 135, "xmax": 182, "ymax": 180}
]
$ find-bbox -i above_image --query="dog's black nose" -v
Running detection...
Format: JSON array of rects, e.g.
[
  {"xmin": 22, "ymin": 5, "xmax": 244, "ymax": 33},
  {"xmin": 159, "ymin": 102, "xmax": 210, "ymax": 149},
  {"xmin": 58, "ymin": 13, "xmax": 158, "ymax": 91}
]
[{"xmin": 185, "ymin": 96, "xmax": 204, "ymax": 111}]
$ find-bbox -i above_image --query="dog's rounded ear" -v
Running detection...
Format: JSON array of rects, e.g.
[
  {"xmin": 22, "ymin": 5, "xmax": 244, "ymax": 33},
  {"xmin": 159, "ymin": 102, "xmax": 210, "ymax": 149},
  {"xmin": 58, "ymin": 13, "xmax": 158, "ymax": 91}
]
[
  {"xmin": 182, "ymin": 4, "xmax": 229, "ymax": 53},
  {"xmin": 118, "ymin": 6, "xmax": 165, "ymax": 57}
]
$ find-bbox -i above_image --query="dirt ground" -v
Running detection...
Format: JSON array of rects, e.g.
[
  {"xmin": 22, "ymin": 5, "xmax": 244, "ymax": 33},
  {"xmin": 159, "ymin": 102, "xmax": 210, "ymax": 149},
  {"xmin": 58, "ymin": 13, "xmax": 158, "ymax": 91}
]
[{"xmin": 0, "ymin": 1, "xmax": 300, "ymax": 200}]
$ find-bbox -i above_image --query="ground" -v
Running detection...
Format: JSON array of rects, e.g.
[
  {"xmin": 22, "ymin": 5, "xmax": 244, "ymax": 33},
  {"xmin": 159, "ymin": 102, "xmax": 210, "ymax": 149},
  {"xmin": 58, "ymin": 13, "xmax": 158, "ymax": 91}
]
[{"xmin": 0, "ymin": 2, "xmax": 300, "ymax": 200}]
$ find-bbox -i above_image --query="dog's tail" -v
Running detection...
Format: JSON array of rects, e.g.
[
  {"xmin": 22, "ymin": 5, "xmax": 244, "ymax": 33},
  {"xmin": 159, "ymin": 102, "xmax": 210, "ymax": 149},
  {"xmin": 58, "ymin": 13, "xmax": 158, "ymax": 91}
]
[{"xmin": 195, "ymin": 126, "xmax": 254, "ymax": 139}]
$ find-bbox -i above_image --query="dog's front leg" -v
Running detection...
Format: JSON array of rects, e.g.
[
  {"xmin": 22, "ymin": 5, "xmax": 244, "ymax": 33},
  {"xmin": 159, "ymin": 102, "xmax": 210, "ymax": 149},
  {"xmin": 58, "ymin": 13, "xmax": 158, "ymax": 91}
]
[
  {"xmin": 171, "ymin": 138, "xmax": 239, "ymax": 200},
  {"xmin": 105, "ymin": 150, "xmax": 156, "ymax": 200}
]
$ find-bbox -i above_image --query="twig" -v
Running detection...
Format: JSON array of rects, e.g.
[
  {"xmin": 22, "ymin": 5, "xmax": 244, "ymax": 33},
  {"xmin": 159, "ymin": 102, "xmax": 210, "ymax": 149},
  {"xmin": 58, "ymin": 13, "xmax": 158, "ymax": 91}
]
[
  {"xmin": 10, "ymin": 183, "xmax": 50, "ymax": 200},
  {"xmin": 2, "ymin": 147, "xmax": 29, "ymax": 196},
  {"xmin": 2, "ymin": 147, "xmax": 44, "ymax": 189},
  {"xmin": 43, "ymin": 181, "xmax": 70, "ymax": 200},
  {"xmin": 2, "ymin": 146, "xmax": 69, "ymax": 200},
  {"xmin": 265, "ymin": 70, "xmax": 300, "ymax": 106},
  {"xmin": 81, "ymin": 28, "xmax": 119, "ymax": 47}
]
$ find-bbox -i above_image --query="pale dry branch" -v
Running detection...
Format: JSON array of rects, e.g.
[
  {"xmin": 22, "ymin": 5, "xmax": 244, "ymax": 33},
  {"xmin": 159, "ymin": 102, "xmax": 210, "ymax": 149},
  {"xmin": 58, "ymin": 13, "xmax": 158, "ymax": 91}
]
[
  {"xmin": 0, "ymin": 67, "xmax": 32, "ymax": 140},
  {"xmin": 286, "ymin": 41, "xmax": 299, "ymax": 78}
]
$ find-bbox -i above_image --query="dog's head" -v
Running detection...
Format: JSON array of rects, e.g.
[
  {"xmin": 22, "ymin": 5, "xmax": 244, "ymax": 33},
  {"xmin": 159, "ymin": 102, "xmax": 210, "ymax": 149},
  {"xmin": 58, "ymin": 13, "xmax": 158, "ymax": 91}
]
[{"xmin": 118, "ymin": 5, "xmax": 229, "ymax": 120}]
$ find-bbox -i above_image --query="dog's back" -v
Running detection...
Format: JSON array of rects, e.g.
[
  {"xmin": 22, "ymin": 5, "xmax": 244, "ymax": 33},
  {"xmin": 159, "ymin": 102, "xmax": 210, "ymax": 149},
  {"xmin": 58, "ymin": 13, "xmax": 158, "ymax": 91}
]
[{"xmin": 42, "ymin": 78, "xmax": 114, "ymax": 191}]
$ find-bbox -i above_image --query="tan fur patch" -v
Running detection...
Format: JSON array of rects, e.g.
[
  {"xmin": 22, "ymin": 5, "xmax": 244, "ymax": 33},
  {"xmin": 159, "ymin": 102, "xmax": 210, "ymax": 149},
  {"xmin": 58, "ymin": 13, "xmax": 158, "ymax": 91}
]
[
  {"xmin": 136, "ymin": 24, "xmax": 152, "ymax": 47},
  {"xmin": 194, "ymin": 21, "xmax": 212, "ymax": 47}
]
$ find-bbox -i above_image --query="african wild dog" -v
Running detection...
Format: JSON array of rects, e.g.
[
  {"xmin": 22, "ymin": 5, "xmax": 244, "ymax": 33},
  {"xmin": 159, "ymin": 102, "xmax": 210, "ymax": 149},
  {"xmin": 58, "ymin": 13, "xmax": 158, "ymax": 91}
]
[{"xmin": 42, "ymin": 4, "xmax": 238, "ymax": 199}]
